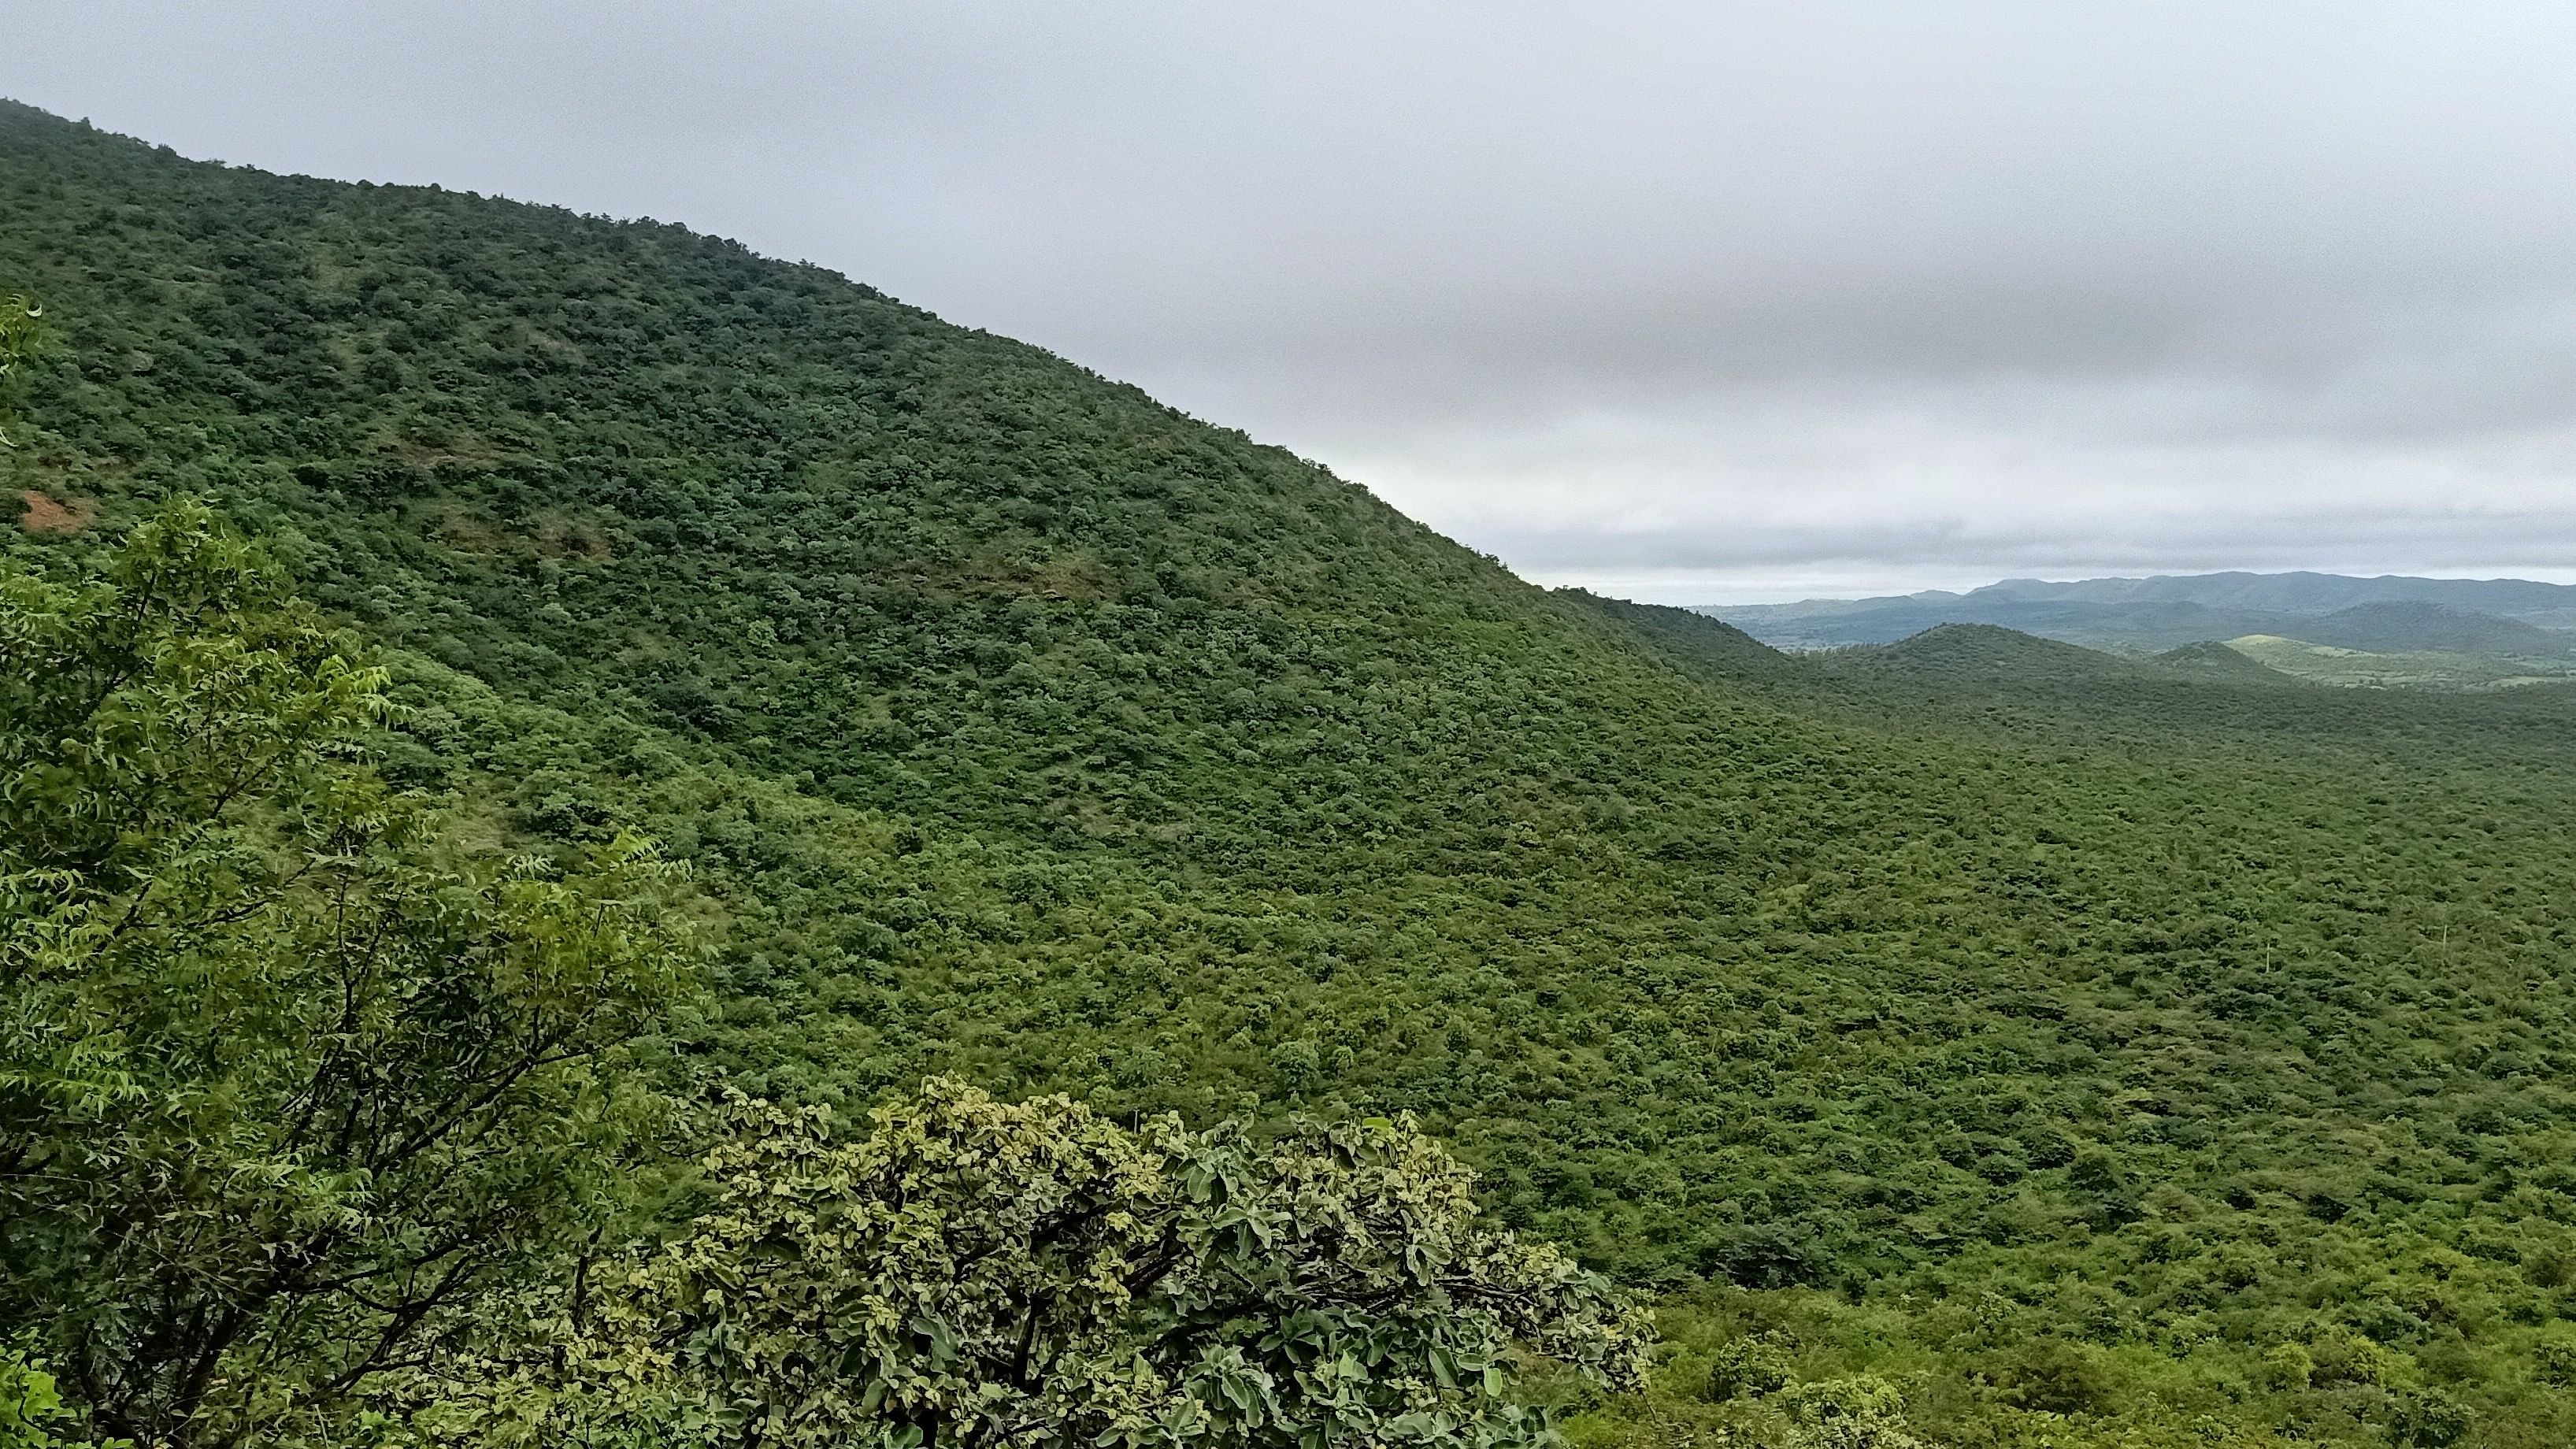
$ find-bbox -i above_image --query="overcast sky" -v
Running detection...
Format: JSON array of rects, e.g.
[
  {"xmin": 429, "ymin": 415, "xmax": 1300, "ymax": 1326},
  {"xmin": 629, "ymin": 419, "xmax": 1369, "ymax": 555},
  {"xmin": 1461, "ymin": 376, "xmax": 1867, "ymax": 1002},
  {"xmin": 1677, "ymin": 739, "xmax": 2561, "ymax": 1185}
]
[{"xmin": 11, "ymin": 2, "xmax": 2576, "ymax": 602}]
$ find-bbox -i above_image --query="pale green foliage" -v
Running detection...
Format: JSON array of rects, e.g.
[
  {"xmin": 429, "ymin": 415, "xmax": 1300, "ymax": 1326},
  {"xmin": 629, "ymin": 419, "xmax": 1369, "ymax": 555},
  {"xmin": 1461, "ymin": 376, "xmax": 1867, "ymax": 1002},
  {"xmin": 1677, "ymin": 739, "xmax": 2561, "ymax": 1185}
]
[
  {"xmin": 1703, "ymin": 1334, "xmax": 1790, "ymax": 1403},
  {"xmin": 2258, "ymin": 1343, "xmax": 2313, "ymax": 1392},
  {"xmin": 0, "ymin": 1342, "xmax": 124, "ymax": 1449},
  {"xmin": 406, "ymin": 1078, "xmax": 1651, "ymax": 1449},
  {"xmin": 2304, "ymin": 1334, "xmax": 2399, "ymax": 1391},
  {"xmin": 0, "ymin": 1345, "xmax": 71, "ymax": 1449},
  {"xmin": 0, "ymin": 294, "xmax": 39, "ymax": 445},
  {"xmin": 0, "ymin": 498, "xmax": 387, "ymax": 894},
  {"xmin": 0, "ymin": 505, "xmax": 694, "ymax": 1447},
  {"xmin": 1770, "ymin": 1375, "xmax": 1917, "ymax": 1449}
]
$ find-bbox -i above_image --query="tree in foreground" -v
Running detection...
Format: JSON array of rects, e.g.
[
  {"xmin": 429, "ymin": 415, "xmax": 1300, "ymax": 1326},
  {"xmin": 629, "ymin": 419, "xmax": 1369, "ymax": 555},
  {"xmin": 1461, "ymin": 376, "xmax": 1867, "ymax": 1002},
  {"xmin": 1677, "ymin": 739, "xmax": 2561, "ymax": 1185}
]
[
  {"xmin": 406, "ymin": 1077, "xmax": 1652, "ymax": 1449},
  {"xmin": 0, "ymin": 503, "xmax": 692, "ymax": 1447}
]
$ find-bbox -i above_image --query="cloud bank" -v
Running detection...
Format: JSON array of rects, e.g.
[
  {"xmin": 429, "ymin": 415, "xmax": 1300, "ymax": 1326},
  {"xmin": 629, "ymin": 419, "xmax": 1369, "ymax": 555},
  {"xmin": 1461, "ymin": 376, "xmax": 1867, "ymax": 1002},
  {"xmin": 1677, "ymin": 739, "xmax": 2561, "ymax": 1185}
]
[{"xmin": 12, "ymin": 2, "xmax": 2576, "ymax": 599}]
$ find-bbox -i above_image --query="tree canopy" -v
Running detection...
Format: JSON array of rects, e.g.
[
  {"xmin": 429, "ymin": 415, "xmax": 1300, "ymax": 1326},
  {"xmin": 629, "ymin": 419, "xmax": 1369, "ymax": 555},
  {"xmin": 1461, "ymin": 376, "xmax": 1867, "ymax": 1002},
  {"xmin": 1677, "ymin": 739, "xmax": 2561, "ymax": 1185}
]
[
  {"xmin": 0, "ymin": 504, "xmax": 691, "ymax": 1445},
  {"xmin": 404, "ymin": 1080, "xmax": 1648, "ymax": 1449}
]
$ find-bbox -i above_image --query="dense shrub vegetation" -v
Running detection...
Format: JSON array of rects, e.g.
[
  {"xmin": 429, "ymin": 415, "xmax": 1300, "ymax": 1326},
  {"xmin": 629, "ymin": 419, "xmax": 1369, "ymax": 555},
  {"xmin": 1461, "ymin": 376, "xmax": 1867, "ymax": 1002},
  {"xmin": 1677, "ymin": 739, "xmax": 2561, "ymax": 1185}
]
[
  {"xmin": 9, "ymin": 101, "xmax": 2576, "ymax": 1445},
  {"xmin": 1, "ymin": 511, "xmax": 1640, "ymax": 1448}
]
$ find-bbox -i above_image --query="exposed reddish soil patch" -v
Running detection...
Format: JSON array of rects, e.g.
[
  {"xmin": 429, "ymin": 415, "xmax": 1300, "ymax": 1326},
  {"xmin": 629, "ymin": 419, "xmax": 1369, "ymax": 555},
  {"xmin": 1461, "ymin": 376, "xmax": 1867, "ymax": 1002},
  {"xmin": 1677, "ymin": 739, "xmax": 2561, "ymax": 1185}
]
[{"xmin": 17, "ymin": 489, "xmax": 93, "ymax": 534}]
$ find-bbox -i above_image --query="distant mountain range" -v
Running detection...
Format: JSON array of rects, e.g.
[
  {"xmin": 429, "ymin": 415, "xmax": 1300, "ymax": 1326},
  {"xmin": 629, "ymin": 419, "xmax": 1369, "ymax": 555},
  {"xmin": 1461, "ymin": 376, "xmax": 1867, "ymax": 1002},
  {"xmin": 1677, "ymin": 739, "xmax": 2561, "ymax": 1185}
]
[{"xmin": 1699, "ymin": 572, "xmax": 2576, "ymax": 654}]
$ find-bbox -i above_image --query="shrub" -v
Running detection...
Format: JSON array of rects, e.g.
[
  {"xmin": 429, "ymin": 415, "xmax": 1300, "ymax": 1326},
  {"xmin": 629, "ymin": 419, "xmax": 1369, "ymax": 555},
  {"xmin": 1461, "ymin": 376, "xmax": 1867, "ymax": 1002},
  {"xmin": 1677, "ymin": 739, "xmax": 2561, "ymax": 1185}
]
[
  {"xmin": 1774, "ymin": 1374, "xmax": 1919, "ymax": 1449},
  {"xmin": 2385, "ymin": 1387, "xmax": 2470, "ymax": 1448},
  {"xmin": 2261, "ymin": 1342, "xmax": 2315, "ymax": 1391},
  {"xmin": 1982, "ymin": 1339, "xmax": 2115, "ymax": 1415},
  {"xmin": 2533, "ymin": 1331, "xmax": 2576, "ymax": 1388},
  {"xmin": 398, "ymin": 1080, "xmax": 1653, "ymax": 1449},
  {"xmin": 2308, "ymin": 1335, "xmax": 2403, "ymax": 1389},
  {"xmin": 1705, "ymin": 1333, "xmax": 1793, "ymax": 1403}
]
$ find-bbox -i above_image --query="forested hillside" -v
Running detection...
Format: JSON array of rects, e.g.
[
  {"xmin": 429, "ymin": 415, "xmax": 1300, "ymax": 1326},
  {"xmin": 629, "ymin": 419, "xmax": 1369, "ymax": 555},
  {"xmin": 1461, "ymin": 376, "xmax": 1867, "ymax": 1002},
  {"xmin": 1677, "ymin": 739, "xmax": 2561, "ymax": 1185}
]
[{"xmin": 11, "ymin": 101, "xmax": 2576, "ymax": 1447}]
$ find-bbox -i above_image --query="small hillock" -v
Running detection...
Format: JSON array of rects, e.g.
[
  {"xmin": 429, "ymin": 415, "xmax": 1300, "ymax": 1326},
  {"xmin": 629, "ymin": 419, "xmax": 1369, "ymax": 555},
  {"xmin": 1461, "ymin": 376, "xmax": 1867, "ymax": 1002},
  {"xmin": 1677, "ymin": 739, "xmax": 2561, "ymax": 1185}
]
[
  {"xmin": 2149, "ymin": 639, "xmax": 2304, "ymax": 686},
  {"xmin": 1869, "ymin": 621, "xmax": 2145, "ymax": 682},
  {"xmin": 2292, "ymin": 600, "xmax": 2576, "ymax": 659}
]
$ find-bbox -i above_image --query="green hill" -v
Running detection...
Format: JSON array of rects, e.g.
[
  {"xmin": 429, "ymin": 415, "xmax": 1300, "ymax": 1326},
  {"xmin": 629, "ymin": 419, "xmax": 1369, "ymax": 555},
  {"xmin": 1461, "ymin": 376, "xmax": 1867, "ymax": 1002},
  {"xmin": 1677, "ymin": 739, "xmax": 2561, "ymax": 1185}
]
[
  {"xmin": 1866, "ymin": 621, "xmax": 2150, "ymax": 682},
  {"xmin": 2151, "ymin": 639, "xmax": 2306, "ymax": 687},
  {"xmin": 1559, "ymin": 590, "xmax": 1796, "ymax": 680},
  {"xmin": 13, "ymin": 101, "xmax": 2576, "ymax": 1447},
  {"xmin": 2292, "ymin": 601, "xmax": 2576, "ymax": 660}
]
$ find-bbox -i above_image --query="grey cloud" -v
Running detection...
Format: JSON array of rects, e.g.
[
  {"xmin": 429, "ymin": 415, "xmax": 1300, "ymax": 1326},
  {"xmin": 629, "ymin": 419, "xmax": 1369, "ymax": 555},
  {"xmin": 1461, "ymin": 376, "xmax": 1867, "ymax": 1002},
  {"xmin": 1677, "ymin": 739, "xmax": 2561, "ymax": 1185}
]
[
  {"xmin": 11, "ymin": 2, "xmax": 2576, "ymax": 598},
  {"xmin": 1484, "ymin": 504, "xmax": 2576, "ymax": 576}
]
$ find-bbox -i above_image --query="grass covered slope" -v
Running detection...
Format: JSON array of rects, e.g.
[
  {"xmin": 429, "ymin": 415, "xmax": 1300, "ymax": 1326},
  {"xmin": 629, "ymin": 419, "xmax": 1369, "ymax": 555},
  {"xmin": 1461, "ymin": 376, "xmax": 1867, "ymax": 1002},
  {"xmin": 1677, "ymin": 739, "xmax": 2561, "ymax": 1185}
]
[
  {"xmin": 2228, "ymin": 636, "xmax": 2576, "ymax": 691},
  {"xmin": 2292, "ymin": 602, "xmax": 2576, "ymax": 661},
  {"xmin": 13, "ymin": 102, "xmax": 2576, "ymax": 1443}
]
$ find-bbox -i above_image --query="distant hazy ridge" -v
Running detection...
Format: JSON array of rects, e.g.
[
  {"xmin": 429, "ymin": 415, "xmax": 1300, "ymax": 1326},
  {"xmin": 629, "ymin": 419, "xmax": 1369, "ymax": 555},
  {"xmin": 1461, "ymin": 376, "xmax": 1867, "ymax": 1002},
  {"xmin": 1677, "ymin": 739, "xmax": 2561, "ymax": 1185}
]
[{"xmin": 1702, "ymin": 571, "xmax": 2576, "ymax": 654}]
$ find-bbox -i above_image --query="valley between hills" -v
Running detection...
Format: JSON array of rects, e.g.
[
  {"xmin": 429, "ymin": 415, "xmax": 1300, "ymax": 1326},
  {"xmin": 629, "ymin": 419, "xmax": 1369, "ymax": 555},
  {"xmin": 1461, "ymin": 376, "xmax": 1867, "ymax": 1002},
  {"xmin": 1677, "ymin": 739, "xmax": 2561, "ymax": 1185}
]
[{"xmin": 9, "ymin": 101, "xmax": 2576, "ymax": 1449}]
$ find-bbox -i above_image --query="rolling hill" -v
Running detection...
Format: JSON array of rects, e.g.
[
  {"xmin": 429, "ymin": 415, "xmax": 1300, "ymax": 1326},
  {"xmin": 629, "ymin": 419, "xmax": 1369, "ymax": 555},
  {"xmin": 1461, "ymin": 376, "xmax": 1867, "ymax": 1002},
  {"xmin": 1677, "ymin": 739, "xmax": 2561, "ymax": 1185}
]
[
  {"xmin": 11, "ymin": 100, "xmax": 2576, "ymax": 1447},
  {"xmin": 1704, "ymin": 573, "xmax": 2576, "ymax": 655},
  {"xmin": 1865, "ymin": 621, "xmax": 2163, "ymax": 684},
  {"xmin": 2288, "ymin": 602, "xmax": 2576, "ymax": 661},
  {"xmin": 2152, "ymin": 639, "xmax": 2306, "ymax": 687},
  {"xmin": 1974, "ymin": 570, "xmax": 2576, "ymax": 620}
]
